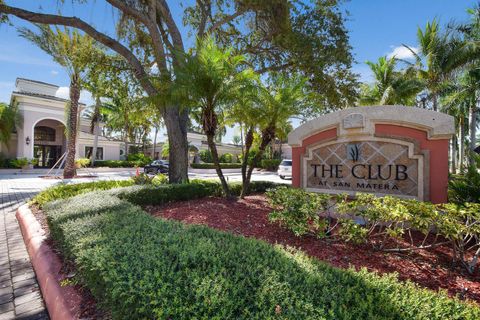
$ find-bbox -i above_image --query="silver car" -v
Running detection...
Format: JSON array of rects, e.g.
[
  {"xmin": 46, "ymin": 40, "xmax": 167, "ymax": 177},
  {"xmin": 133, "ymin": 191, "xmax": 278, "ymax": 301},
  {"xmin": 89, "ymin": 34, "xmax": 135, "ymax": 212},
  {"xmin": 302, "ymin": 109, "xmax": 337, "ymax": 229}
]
[{"xmin": 277, "ymin": 159, "xmax": 292, "ymax": 179}]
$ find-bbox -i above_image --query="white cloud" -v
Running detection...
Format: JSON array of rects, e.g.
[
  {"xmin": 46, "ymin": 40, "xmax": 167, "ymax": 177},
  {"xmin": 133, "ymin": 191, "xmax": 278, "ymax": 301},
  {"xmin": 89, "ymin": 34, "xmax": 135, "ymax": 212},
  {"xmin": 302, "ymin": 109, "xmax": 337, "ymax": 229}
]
[
  {"xmin": 55, "ymin": 87, "xmax": 94, "ymax": 105},
  {"xmin": 387, "ymin": 46, "xmax": 418, "ymax": 60},
  {"xmin": 51, "ymin": 70, "xmax": 59, "ymax": 76}
]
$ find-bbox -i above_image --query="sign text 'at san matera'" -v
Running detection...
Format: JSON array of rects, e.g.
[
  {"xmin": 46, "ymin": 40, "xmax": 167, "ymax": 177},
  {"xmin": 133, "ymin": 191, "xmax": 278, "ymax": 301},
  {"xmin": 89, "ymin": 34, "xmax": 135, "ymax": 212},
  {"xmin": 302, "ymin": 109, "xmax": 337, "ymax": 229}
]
[{"xmin": 288, "ymin": 106, "xmax": 455, "ymax": 203}]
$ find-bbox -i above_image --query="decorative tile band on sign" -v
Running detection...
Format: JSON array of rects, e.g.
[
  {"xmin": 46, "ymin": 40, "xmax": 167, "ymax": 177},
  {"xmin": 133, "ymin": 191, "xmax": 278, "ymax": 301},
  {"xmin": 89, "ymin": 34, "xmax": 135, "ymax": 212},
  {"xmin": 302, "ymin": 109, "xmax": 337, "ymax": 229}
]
[{"xmin": 303, "ymin": 138, "xmax": 423, "ymax": 200}]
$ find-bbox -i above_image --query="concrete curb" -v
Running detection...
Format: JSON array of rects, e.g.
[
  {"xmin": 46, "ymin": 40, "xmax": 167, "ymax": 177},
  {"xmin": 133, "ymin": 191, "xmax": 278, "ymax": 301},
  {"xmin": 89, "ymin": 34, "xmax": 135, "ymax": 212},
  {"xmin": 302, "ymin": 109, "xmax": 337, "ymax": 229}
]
[{"xmin": 16, "ymin": 204, "xmax": 75, "ymax": 320}]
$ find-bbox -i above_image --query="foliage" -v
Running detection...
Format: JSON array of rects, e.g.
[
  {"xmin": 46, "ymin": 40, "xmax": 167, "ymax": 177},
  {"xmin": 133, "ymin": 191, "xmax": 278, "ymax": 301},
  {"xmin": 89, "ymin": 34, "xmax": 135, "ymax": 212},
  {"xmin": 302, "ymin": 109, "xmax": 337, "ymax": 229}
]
[
  {"xmin": 0, "ymin": 102, "xmax": 22, "ymax": 145},
  {"xmin": 198, "ymin": 149, "xmax": 213, "ymax": 163},
  {"xmin": 32, "ymin": 180, "xmax": 134, "ymax": 208},
  {"xmin": 0, "ymin": 154, "xmax": 14, "ymax": 168},
  {"xmin": 267, "ymin": 187, "xmax": 333, "ymax": 237},
  {"xmin": 449, "ymin": 165, "xmax": 480, "ymax": 204},
  {"xmin": 359, "ymin": 56, "xmax": 423, "ymax": 106},
  {"xmin": 127, "ymin": 153, "xmax": 152, "ymax": 166},
  {"xmin": 260, "ymin": 159, "xmax": 282, "ymax": 171},
  {"xmin": 267, "ymin": 188, "xmax": 480, "ymax": 274},
  {"xmin": 191, "ymin": 163, "xmax": 242, "ymax": 169},
  {"xmin": 152, "ymin": 174, "xmax": 168, "ymax": 185},
  {"xmin": 40, "ymin": 190, "xmax": 480, "ymax": 319},
  {"xmin": 131, "ymin": 173, "xmax": 155, "ymax": 185},
  {"xmin": 10, "ymin": 157, "xmax": 30, "ymax": 168},
  {"xmin": 75, "ymin": 158, "xmax": 90, "ymax": 168},
  {"xmin": 219, "ymin": 153, "xmax": 234, "ymax": 163}
]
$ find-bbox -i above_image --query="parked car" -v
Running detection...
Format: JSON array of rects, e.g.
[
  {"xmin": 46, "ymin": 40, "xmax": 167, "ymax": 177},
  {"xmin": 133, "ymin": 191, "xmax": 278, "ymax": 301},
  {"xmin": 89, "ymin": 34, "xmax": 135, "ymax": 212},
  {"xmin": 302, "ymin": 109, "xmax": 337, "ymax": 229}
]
[
  {"xmin": 277, "ymin": 159, "xmax": 292, "ymax": 179},
  {"xmin": 144, "ymin": 160, "xmax": 169, "ymax": 174}
]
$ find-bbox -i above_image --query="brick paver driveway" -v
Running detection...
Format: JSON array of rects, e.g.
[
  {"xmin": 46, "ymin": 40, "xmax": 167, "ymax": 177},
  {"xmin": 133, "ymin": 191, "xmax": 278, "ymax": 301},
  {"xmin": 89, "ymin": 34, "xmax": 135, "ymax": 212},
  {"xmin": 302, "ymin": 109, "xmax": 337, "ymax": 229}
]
[{"xmin": 0, "ymin": 171, "xmax": 134, "ymax": 320}]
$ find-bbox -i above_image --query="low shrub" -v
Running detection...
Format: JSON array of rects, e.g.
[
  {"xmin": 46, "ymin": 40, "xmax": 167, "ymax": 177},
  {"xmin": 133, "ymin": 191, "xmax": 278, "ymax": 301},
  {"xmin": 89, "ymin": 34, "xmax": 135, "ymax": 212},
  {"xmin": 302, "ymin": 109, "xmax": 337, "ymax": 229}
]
[
  {"xmin": 219, "ymin": 152, "xmax": 233, "ymax": 163},
  {"xmin": 93, "ymin": 160, "xmax": 136, "ymax": 168},
  {"xmin": 260, "ymin": 159, "xmax": 282, "ymax": 171},
  {"xmin": 449, "ymin": 166, "xmax": 480, "ymax": 204},
  {"xmin": 191, "ymin": 163, "xmax": 242, "ymax": 169},
  {"xmin": 10, "ymin": 157, "xmax": 29, "ymax": 168},
  {"xmin": 152, "ymin": 173, "xmax": 168, "ymax": 185},
  {"xmin": 199, "ymin": 149, "xmax": 213, "ymax": 163},
  {"xmin": 42, "ymin": 190, "xmax": 480, "ymax": 319},
  {"xmin": 32, "ymin": 179, "xmax": 134, "ymax": 208},
  {"xmin": 0, "ymin": 155, "xmax": 14, "ymax": 168},
  {"xmin": 75, "ymin": 158, "xmax": 90, "ymax": 168},
  {"xmin": 267, "ymin": 187, "xmax": 480, "ymax": 274},
  {"xmin": 131, "ymin": 173, "xmax": 155, "ymax": 185},
  {"xmin": 127, "ymin": 153, "xmax": 152, "ymax": 166}
]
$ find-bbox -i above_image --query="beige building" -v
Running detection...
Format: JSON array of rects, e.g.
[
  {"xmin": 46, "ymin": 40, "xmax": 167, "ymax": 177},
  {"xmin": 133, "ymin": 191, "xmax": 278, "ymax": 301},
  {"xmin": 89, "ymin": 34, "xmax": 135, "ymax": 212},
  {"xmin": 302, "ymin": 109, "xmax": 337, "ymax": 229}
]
[
  {"xmin": 0, "ymin": 78, "xmax": 124, "ymax": 167},
  {"xmin": 145, "ymin": 131, "xmax": 243, "ymax": 162}
]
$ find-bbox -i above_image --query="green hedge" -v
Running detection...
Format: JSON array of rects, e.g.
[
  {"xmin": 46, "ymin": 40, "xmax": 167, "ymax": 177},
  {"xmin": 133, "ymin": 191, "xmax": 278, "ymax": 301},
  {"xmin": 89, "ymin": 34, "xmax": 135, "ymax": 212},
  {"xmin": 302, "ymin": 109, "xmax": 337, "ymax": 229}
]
[
  {"xmin": 191, "ymin": 163, "xmax": 242, "ymax": 169},
  {"xmin": 260, "ymin": 159, "xmax": 282, "ymax": 171},
  {"xmin": 42, "ymin": 189, "xmax": 480, "ymax": 319},
  {"xmin": 32, "ymin": 180, "xmax": 134, "ymax": 208}
]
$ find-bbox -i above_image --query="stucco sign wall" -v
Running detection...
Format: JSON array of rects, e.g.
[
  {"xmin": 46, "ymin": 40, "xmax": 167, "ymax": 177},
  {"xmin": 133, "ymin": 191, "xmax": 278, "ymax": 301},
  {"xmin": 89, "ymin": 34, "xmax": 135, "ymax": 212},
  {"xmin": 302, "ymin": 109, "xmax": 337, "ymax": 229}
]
[{"xmin": 288, "ymin": 106, "xmax": 455, "ymax": 203}]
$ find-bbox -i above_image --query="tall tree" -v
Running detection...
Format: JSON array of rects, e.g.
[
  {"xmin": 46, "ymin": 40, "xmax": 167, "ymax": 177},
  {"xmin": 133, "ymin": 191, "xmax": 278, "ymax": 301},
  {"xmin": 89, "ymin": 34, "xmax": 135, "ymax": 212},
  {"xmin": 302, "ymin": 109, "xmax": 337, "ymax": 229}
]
[
  {"xmin": 0, "ymin": 0, "xmax": 357, "ymax": 182},
  {"xmin": 404, "ymin": 19, "xmax": 470, "ymax": 111},
  {"xmin": 19, "ymin": 25, "xmax": 96, "ymax": 178},
  {"xmin": 175, "ymin": 37, "xmax": 257, "ymax": 197},
  {"xmin": 0, "ymin": 103, "xmax": 21, "ymax": 147},
  {"xmin": 359, "ymin": 56, "xmax": 423, "ymax": 106}
]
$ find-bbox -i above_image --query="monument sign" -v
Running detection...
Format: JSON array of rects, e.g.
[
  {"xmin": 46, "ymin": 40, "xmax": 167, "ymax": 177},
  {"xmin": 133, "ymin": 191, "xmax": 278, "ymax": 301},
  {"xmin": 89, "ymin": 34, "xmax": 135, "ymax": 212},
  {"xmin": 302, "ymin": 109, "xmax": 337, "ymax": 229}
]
[{"xmin": 288, "ymin": 106, "xmax": 454, "ymax": 203}]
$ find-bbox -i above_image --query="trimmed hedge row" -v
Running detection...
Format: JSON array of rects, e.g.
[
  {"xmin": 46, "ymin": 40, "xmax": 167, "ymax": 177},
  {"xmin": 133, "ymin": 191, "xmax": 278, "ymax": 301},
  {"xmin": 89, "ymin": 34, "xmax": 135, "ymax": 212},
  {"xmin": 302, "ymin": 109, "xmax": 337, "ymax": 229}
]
[
  {"xmin": 191, "ymin": 163, "xmax": 242, "ymax": 169},
  {"xmin": 32, "ymin": 180, "xmax": 135, "ymax": 208},
  {"xmin": 42, "ymin": 188, "xmax": 480, "ymax": 319}
]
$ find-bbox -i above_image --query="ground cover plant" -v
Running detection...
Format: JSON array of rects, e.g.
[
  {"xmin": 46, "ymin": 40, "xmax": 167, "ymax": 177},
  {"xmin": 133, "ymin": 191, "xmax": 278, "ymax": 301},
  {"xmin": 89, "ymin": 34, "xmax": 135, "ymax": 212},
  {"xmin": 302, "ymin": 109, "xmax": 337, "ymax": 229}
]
[
  {"xmin": 267, "ymin": 187, "xmax": 480, "ymax": 275},
  {"xmin": 41, "ymin": 186, "xmax": 480, "ymax": 319}
]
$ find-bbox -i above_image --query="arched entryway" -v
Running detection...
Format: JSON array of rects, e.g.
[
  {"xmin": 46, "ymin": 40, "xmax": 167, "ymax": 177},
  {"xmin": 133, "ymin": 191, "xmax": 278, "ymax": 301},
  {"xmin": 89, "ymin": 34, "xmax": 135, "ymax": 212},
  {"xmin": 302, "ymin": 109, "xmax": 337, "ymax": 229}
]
[{"xmin": 32, "ymin": 119, "xmax": 66, "ymax": 168}]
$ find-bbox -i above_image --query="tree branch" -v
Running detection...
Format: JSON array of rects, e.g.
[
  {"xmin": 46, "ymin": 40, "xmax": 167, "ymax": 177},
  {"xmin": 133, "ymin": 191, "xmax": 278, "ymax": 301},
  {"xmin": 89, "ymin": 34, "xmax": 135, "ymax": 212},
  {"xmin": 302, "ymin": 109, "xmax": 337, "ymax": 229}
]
[
  {"xmin": 208, "ymin": 8, "xmax": 248, "ymax": 34},
  {"xmin": 0, "ymin": 3, "xmax": 157, "ymax": 96}
]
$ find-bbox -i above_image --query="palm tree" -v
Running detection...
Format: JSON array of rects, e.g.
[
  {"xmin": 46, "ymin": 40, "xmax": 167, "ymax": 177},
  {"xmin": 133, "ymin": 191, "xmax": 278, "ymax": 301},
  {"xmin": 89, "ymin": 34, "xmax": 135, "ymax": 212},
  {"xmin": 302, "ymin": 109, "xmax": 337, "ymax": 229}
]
[
  {"xmin": 0, "ymin": 103, "xmax": 22, "ymax": 146},
  {"xmin": 359, "ymin": 56, "xmax": 423, "ymax": 106},
  {"xmin": 404, "ymin": 19, "xmax": 470, "ymax": 111},
  {"xmin": 19, "ymin": 25, "xmax": 96, "ymax": 178},
  {"xmin": 175, "ymin": 37, "xmax": 257, "ymax": 197},
  {"xmin": 241, "ymin": 74, "xmax": 306, "ymax": 197}
]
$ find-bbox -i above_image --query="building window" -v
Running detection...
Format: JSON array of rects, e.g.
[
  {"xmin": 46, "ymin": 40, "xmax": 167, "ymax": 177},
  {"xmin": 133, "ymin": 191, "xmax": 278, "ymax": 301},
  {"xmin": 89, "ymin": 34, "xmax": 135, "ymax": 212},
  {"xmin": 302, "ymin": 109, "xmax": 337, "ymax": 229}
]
[
  {"xmin": 34, "ymin": 126, "xmax": 56, "ymax": 142},
  {"xmin": 85, "ymin": 146, "xmax": 104, "ymax": 160}
]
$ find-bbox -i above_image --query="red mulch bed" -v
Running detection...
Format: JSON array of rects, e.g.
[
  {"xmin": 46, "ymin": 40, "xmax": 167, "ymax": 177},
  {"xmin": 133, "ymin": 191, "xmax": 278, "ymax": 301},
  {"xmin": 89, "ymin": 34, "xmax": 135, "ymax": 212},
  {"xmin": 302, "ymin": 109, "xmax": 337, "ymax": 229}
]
[{"xmin": 144, "ymin": 195, "xmax": 480, "ymax": 303}]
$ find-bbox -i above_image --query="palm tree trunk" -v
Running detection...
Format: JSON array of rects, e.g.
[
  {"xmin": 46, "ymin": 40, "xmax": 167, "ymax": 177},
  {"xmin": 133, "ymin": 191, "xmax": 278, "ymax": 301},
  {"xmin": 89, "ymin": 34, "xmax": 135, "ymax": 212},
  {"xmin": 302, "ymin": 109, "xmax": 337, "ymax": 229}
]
[
  {"xmin": 152, "ymin": 125, "xmax": 158, "ymax": 159},
  {"xmin": 432, "ymin": 94, "xmax": 438, "ymax": 112},
  {"xmin": 469, "ymin": 103, "xmax": 478, "ymax": 168},
  {"xmin": 243, "ymin": 125, "xmax": 276, "ymax": 196},
  {"xmin": 451, "ymin": 136, "xmax": 457, "ymax": 174},
  {"xmin": 459, "ymin": 118, "xmax": 465, "ymax": 173},
  {"xmin": 63, "ymin": 74, "xmax": 80, "ymax": 179},
  {"xmin": 240, "ymin": 127, "xmax": 254, "ymax": 198},
  {"xmin": 124, "ymin": 124, "xmax": 129, "ymax": 158},
  {"xmin": 91, "ymin": 96, "xmax": 101, "ymax": 167},
  {"xmin": 206, "ymin": 133, "xmax": 231, "ymax": 197}
]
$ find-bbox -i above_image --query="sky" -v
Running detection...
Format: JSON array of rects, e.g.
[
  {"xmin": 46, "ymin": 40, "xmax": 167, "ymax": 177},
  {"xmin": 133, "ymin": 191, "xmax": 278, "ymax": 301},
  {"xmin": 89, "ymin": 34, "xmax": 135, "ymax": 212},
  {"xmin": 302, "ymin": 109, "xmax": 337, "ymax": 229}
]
[{"xmin": 0, "ymin": 0, "xmax": 476, "ymax": 143}]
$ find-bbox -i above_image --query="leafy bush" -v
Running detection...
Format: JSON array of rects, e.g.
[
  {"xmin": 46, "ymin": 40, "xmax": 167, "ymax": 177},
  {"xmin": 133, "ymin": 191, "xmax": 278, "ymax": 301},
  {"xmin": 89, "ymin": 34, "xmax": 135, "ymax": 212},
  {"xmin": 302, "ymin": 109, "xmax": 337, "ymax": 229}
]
[
  {"xmin": 0, "ymin": 154, "xmax": 14, "ymax": 168},
  {"xmin": 127, "ymin": 153, "xmax": 152, "ymax": 166},
  {"xmin": 219, "ymin": 152, "xmax": 233, "ymax": 163},
  {"xmin": 267, "ymin": 188, "xmax": 480, "ymax": 274},
  {"xmin": 191, "ymin": 163, "xmax": 242, "ymax": 169},
  {"xmin": 131, "ymin": 173, "xmax": 155, "ymax": 185},
  {"xmin": 267, "ymin": 187, "xmax": 333, "ymax": 237},
  {"xmin": 41, "ymin": 191, "xmax": 480, "ymax": 319},
  {"xmin": 199, "ymin": 149, "xmax": 213, "ymax": 163},
  {"xmin": 32, "ymin": 180, "xmax": 134, "ymax": 208},
  {"xmin": 152, "ymin": 173, "xmax": 168, "ymax": 185},
  {"xmin": 10, "ymin": 157, "xmax": 29, "ymax": 168},
  {"xmin": 75, "ymin": 158, "xmax": 90, "ymax": 168},
  {"xmin": 93, "ymin": 160, "xmax": 135, "ymax": 168},
  {"xmin": 449, "ymin": 166, "xmax": 480, "ymax": 204},
  {"xmin": 260, "ymin": 159, "xmax": 281, "ymax": 171}
]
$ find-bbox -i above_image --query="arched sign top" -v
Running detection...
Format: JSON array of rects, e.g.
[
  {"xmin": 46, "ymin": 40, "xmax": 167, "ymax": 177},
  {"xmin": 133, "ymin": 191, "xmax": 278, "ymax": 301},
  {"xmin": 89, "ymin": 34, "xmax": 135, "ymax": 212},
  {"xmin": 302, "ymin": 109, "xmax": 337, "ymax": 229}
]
[{"xmin": 288, "ymin": 106, "xmax": 455, "ymax": 147}]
